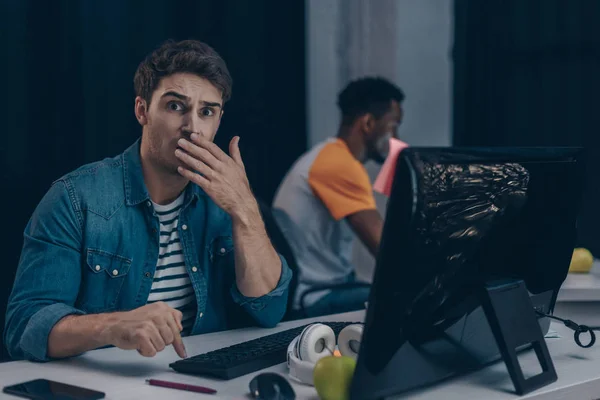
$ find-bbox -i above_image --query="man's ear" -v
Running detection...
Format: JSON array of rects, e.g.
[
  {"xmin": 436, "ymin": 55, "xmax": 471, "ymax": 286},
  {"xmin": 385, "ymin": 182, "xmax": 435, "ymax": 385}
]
[
  {"xmin": 134, "ymin": 96, "xmax": 149, "ymax": 126},
  {"xmin": 359, "ymin": 113, "xmax": 376, "ymax": 135}
]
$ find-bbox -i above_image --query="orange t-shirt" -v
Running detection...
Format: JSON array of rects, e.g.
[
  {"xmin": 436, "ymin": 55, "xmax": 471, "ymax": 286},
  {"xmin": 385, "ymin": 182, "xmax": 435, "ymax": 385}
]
[{"xmin": 308, "ymin": 139, "xmax": 376, "ymax": 220}]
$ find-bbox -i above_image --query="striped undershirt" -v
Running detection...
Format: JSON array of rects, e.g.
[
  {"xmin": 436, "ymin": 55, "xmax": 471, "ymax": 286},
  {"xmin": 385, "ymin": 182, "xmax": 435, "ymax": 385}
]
[{"xmin": 148, "ymin": 193, "xmax": 196, "ymax": 335}]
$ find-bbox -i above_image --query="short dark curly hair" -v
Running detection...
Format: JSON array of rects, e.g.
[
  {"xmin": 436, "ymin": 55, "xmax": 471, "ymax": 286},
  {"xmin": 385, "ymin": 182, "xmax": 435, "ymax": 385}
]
[
  {"xmin": 134, "ymin": 39, "xmax": 232, "ymax": 106},
  {"xmin": 337, "ymin": 77, "xmax": 404, "ymax": 124}
]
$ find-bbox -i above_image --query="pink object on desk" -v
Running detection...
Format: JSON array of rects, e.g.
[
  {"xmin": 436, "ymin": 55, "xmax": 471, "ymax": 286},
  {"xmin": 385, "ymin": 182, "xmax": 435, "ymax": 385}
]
[
  {"xmin": 373, "ymin": 138, "xmax": 409, "ymax": 196},
  {"xmin": 146, "ymin": 379, "xmax": 217, "ymax": 395}
]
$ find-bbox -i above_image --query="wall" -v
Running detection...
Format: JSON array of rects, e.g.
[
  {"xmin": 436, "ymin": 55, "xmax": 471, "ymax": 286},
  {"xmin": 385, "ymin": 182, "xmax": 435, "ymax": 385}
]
[{"xmin": 306, "ymin": 0, "xmax": 453, "ymax": 281}]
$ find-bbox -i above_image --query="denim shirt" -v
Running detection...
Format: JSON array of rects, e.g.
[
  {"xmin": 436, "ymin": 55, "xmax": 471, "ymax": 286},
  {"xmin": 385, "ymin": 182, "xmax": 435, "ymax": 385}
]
[{"xmin": 4, "ymin": 139, "xmax": 292, "ymax": 361}]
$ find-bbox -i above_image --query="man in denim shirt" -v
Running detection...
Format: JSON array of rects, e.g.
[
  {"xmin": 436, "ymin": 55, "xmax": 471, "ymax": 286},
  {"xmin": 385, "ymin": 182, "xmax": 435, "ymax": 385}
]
[{"xmin": 4, "ymin": 40, "xmax": 292, "ymax": 361}]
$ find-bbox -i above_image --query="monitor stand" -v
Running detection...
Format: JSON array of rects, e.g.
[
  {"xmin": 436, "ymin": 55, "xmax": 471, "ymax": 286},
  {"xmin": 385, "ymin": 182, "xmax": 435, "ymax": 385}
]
[{"xmin": 480, "ymin": 279, "xmax": 558, "ymax": 395}]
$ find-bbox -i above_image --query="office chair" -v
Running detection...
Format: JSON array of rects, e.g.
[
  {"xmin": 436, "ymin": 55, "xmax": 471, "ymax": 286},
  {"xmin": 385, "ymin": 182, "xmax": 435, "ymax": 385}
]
[{"xmin": 256, "ymin": 199, "xmax": 370, "ymax": 319}]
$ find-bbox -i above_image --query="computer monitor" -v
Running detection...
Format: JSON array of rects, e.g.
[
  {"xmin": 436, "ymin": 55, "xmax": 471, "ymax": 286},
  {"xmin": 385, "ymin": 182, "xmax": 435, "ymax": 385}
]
[{"xmin": 351, "ymin": 147, "xmax": 585, "ymax": 399}]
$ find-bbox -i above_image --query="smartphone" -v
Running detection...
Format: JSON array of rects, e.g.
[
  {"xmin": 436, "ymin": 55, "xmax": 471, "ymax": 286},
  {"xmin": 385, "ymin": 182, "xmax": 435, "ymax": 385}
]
[{"xmin": 3, "ymin": 379, "xmax": 105, "ymax": 400}]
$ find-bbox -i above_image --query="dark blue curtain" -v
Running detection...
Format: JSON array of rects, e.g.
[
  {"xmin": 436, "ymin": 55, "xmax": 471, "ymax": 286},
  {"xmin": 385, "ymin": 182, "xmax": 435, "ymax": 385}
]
[
  {"xmin": 0, "ymin": 0, "xmax": 306, "ymax": 361},
  {"xmin": 453, "ymin": 0, "xmax": 600, "ymax": 256}
]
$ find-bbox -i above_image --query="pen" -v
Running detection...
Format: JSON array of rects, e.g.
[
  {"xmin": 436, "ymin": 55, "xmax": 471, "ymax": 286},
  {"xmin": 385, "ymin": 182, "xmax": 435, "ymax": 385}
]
[{"xmin": 146, "ymin": 379, "xmax": 217, "ymax": 395}]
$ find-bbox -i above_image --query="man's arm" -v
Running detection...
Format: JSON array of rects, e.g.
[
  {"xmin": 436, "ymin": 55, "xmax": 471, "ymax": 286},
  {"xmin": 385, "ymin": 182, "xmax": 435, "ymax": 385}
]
[
  {"xmin": 347, "ymin": 209, "xmax": 384, "ymax": 257},
  {"xmin": 47, "ymin": 313, "xmax": 115, "ymax": 358},
  {"xmin": 176, "ymin": 134, "xmax": 284, "ymax": 297},
  {"xmin": 307, "ymin": 144, "xmax": 381, "ymax": 257},
  {"xmin": 5, "ymin": 180, "xmax": 85, "ymax": 361},
  {"xmin": 47, "ymin": 303, "xmax": 186, "ymax": 359},
  {"xmin": 176, "ymin": 134, "xmax": 291, "ymax": 327},
  {"xmin": 5, "ymin": 181, "xmax": 186, "ymax": 361},
  {"xmin": 230, "ymin": 204, "xmax": 282, "ymax": 297},
  {"xmin": 228, "ymin": 203, "xmax": 293, "ymax": 328}
]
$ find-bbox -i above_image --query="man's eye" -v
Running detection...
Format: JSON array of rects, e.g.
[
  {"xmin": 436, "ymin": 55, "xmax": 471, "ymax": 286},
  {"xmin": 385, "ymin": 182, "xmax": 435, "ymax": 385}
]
[
  {"xmin": 168, "ymin": 102, "xmax": 184, "ymax": 111},
  {"xmin": 201, "ymin": 108, "xmax": 215, "ymax": 117}
]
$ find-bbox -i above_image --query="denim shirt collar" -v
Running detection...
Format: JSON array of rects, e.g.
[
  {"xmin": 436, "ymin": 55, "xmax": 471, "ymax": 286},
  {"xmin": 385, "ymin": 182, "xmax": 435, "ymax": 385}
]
[{"xmin": 122, "ymin": 137, "xmax": 206, "ymax": 207}]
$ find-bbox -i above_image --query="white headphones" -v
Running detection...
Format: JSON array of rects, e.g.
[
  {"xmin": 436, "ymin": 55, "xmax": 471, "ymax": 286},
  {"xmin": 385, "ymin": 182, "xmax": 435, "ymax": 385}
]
[{"xmin": 286, "ymin": 323, "xmax": 363, "ymax": 386}]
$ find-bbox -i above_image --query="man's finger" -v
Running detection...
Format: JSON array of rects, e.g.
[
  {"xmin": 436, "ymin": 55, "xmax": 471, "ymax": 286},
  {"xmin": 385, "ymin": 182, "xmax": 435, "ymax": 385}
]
[
  {"xmin": 147, "ymin": 324, "xmax": 166, "ymax": 352},
  {"xmin": 158, "ymin": 323, "xmax": 174, "ymax": 345},
  {"xmin": 175, "ymin": 149, "xmax": 213, "ymax": 178},
  {"xmin": 189, "ymin": 133, "xmax": 227, "ymax": 162},
  {"xmin": 167, "ymin": 315, "xmax": 187, "ymax": 358},
  {"xmin": 229, "ymin": 136, "xmax": 245, "ymax": 168},
  {"xmin": 171, "ymin": 309, "xmax": 184, "ymax": 332},
  {"xmin": 137, "ymin": 338, "xmax": 157, "ymax": 357},
  {"xmin": 172, "ymin": 332, "xmax": 187, "ymax": 359},
  {"xmin": 177, "ymin": 166, "xmax": 210, "ymax": 189},
  {"xmin": 178, "ymin": 138, "xmax": 220, "ymax": 169}
]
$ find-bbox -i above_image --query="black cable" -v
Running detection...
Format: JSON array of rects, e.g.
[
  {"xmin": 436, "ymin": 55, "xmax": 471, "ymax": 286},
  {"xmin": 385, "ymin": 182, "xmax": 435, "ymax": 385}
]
[{"xmin": 536, "ymin": 311, "xmax": 600, "ymax": 348}]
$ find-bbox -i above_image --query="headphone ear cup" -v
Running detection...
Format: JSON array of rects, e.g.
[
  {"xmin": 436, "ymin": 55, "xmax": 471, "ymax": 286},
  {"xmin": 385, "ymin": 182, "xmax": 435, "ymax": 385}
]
[
  {"xmin": 338, "ymin": 324, "xmax": 363, "ymax": 360},
  {"xmin": 294, "ymin": 323, "xmax": 324, "ymax": 360},
  {"xmin": 287, "ymin": 335, "xmax": 318, "ymax": 386},
  {"xmin": 297, "ymin": 323, "xmax": 335, "ymax": 363}
]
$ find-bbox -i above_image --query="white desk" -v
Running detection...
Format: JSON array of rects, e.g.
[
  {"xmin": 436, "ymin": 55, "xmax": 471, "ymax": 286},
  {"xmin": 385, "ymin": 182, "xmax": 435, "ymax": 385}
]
[
  {"xmin": 557, "ymin": 260, "xmax": 600, "ymax": 302},
  {"xmin": 555, "ymin": 260, "xmax": 600, "ymax": 327},
  {"xmin": 1, "ymin": 311, "xmax": 600, "ymax": 400}
]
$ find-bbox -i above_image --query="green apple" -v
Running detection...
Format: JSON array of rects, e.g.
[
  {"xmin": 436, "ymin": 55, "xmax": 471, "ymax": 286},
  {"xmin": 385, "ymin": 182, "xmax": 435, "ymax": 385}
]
[
  {"xmin": 313, "ymin": 355, "xmax": 356, "ymax": 400},
  {"xmin": 569, "ymin": 247, "xmax": 594, "ymax": 273}
]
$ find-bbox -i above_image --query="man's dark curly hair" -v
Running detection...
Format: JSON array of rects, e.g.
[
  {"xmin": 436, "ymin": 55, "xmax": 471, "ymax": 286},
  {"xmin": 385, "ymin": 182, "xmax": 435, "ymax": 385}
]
[
  {"xmin": 337, "ymin": 77, "xmax": 404, "ymax": 124},
  {"xmin": 134, "ymin": 39, "xmax": 232, "ymax": 105}
]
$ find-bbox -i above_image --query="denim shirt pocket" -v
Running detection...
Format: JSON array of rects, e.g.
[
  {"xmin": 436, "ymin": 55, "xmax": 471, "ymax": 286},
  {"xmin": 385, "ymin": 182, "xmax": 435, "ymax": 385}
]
[
  {"xmin": 209, "ymin": 236, "xmax": 234, "ymax": 265},
  {"xmin": 80, "ymin": 248, "xmax": 132, "ymax": 313}
]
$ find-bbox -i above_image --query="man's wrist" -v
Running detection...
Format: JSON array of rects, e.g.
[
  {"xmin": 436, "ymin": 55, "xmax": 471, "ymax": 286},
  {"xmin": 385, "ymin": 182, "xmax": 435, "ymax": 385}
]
[
  {"xmin": 231, "ymin": 200, "xmax": 261, "ymax": 228},
  {"xmin": 97, "ymin": 311, "xmax": 123, "ymax": 347}
]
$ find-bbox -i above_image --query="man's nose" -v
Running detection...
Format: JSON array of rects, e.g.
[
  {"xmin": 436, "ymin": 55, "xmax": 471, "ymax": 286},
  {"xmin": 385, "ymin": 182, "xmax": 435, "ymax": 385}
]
[{"xmin": 182, "ymin": 114, "xmax": 201, "ymax": 137}]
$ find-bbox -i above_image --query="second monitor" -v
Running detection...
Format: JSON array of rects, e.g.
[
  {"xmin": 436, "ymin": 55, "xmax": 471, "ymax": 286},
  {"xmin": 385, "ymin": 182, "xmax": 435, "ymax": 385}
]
[{"xmin": 351, "ymin": 147, "xmax": 585, "ymax": 399}]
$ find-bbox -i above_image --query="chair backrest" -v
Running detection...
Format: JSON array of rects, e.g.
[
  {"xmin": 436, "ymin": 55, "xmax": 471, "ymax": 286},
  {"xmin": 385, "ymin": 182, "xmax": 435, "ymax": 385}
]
[{"xmin": 256, "ymin": 198, "xmax": 300, "ymax": 320}]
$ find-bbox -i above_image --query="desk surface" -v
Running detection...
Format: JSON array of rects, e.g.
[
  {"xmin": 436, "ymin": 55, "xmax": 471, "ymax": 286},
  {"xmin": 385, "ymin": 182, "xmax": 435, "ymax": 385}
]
[
  {"xmin": 557, "ymin": 260, "xmax": 600, "ymax": 302},
  {"xmin": 1, "ymin": 311, "xmax": 600, "ymax": 400}
]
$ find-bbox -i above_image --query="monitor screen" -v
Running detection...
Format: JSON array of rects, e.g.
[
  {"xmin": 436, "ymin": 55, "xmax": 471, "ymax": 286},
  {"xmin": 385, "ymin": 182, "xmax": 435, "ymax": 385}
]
[{"xmin": 351, "ymin": 147, "xmax": 585, "ymax": 399}]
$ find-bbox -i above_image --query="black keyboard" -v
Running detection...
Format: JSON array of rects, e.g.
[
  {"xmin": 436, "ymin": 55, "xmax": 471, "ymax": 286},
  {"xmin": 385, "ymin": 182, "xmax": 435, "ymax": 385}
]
[{"xmin": 169, "ymin": 321, "xmax": 358, "ymax": 380}]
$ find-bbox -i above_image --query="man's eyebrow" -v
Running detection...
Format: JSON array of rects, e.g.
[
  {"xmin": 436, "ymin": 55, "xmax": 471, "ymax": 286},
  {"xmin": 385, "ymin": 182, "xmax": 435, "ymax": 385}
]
[
  {"xmin": 160, "ymin": 92, "xmax": 222, "ymax": 109},
  {"xmin": 201, "ymin": 101, "xmax": 222, "ymax": 109},
  {"xmin": 161, "ymin": 91, "xmax": 190, "ymax": 101}
]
